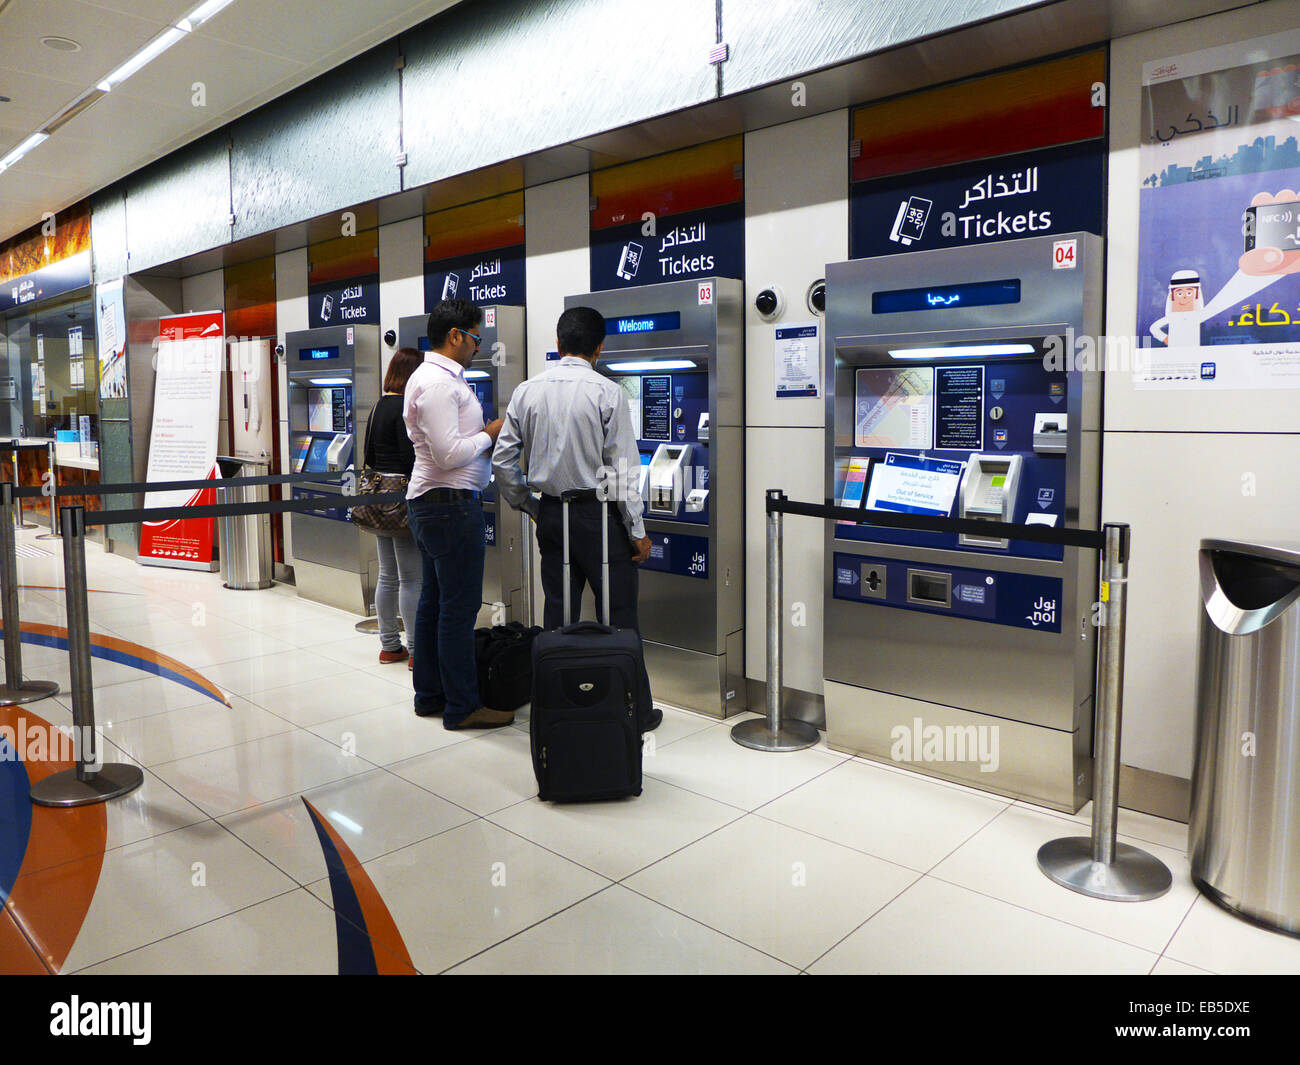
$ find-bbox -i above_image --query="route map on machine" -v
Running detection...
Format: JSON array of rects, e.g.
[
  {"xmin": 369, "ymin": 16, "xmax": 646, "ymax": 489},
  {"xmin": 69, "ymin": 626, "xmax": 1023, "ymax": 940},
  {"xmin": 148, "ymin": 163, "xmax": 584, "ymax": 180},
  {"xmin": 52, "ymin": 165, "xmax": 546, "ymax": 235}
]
[{"xmin": 855, "ymin": 367, "xmax": 934, "ymax": 448}]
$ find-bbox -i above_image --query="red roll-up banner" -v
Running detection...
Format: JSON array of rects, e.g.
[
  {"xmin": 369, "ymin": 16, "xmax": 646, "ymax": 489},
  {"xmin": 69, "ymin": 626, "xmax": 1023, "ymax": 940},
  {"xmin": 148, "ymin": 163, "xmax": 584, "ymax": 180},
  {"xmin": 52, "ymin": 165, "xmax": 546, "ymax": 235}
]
[{"xmin": 138, "ymin": 311, "xmax": 224, "ymax": 570}]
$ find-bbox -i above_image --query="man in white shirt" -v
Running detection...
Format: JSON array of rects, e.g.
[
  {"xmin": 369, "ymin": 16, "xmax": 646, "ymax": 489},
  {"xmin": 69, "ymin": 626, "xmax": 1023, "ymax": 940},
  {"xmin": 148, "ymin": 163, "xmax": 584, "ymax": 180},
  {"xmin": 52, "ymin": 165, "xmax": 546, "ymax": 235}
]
[
  {"xmin": 404, "ymin": 299, "xmax": 509, "ymax": 729},
  {"xmin": 492, "ymin": 306, "xmax": 660, "ymax": 732}
]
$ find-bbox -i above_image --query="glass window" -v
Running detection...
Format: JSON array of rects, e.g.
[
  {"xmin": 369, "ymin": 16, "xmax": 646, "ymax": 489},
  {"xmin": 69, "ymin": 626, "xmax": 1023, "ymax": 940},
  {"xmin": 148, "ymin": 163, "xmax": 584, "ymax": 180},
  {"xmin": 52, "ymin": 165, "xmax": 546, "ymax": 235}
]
[{"xmin": 0, "ymin": 289, "xmax": 98, "ymax": 446}]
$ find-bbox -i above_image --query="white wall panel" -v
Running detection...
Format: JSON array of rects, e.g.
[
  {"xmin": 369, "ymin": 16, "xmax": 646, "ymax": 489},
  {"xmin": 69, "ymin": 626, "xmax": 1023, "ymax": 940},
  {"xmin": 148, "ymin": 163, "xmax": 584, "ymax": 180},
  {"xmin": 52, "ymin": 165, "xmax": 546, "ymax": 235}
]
[
  {"xmin": 743, "ymin": 111, "xmax": 848, "ymax": 693},
  {"xmin": 1103, "ymin": 431, "xmax": 1300, "ymax": 778},
  {"xmin": 524, "ymin": 176, "xmax": 589, "ymax": 379},
  {"xmin": 379, "ymin": 217, "xmax": 426, "ymax": 381},
  {"xmin": 275, "ymin": 248, "xmax": 309, "ymax": 565},
  {"xmin": 1105, "ymin": 0, "xmax": 1300, "ymax": 783}
]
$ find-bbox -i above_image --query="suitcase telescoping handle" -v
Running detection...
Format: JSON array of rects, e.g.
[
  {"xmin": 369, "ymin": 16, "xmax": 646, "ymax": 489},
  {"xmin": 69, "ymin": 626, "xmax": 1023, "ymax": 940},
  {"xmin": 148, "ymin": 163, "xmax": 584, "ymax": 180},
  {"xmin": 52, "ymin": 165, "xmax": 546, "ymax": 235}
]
[{"xmin": 561, "ymin": 490, "xmax": 611, "ymax": 628}]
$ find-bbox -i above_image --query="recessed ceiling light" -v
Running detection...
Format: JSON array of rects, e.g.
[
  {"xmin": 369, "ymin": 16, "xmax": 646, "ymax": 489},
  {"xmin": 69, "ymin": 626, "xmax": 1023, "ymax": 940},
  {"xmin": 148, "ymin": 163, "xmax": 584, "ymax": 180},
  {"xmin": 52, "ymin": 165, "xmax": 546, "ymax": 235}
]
[
  {"xmin": 41, "ymin": 36, "xmax": 82, "ymax": 52},
  {"xmin": 0, "ymin": 96, "xmax": 10, "ymax": 103}
]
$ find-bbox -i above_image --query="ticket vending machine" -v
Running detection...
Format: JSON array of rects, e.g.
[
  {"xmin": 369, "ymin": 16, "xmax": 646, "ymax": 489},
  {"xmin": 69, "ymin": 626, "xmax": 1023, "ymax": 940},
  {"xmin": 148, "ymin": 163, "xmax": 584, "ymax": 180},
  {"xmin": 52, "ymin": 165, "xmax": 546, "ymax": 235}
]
[
  {"xmin": 564, "ymin": 278, "xmax": 744, "ymax": 718},
  {"xmin": 823, "ymin": 233, "xmax": 1103, "ymax": 811},
  {"xmin": 285, "ymin": 324, "xmax": 380, "ymax": 614},
  {"xmin": 397, "ymin": 306, "xmax": 528, "ymax": 624}
]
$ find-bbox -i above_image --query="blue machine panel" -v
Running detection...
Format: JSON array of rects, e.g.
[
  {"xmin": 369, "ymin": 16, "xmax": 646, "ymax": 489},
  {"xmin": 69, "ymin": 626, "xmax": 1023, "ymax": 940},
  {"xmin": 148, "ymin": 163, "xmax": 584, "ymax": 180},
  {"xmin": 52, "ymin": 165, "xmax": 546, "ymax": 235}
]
[
  {"xmin": 641, "ymin": 531, "xmax": 709, "ymax": 580},
  {"xmin": 833, "ymin": 552, "xmax": 1063, "ymax": 633},
  {"xmin": 615, "ymin": 369, "xmax": 711, "ymax": 527},
  {"xmin": 834, "ymin": 357, "xmax": 1066, "ymax": 561}
]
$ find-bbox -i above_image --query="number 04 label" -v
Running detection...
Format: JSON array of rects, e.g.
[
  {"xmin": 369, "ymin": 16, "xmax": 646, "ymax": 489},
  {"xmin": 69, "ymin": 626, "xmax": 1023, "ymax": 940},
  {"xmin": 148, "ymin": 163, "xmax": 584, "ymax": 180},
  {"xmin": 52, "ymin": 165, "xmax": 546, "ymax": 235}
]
[{"xmin": 1052, "ymin": 239, "xmax": 1077, "ymax": 269}]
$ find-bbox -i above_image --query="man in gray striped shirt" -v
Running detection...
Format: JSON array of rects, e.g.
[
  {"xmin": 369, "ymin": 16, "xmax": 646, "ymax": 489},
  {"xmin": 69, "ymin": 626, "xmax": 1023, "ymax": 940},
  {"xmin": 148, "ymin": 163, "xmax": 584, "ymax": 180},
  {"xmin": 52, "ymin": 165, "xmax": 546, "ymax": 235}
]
[{"xmin": 492, "ymin": 306, "xmax": 660, "ymax": 731}]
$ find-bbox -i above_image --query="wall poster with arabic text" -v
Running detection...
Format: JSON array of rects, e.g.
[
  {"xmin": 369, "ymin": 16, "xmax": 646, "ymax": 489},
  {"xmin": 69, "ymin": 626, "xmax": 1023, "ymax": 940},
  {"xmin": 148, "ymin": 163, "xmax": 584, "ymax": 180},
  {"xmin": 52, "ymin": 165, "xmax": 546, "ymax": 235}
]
[{"xmin": 1136, "ymin": 30, "xmax": 1300, "ymax": 390}]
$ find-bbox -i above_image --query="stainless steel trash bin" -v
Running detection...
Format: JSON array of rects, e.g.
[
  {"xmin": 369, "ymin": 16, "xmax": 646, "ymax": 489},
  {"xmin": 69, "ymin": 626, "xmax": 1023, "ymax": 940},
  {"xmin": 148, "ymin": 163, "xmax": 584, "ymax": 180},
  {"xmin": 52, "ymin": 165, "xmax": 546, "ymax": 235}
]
[
  {"xmin": 215, "ymin": 458, "xmax": 272, "ymax": 591},
  {"xmin": 1190, "ymin": 539, "xmax": 1300, "ymax": 936}
]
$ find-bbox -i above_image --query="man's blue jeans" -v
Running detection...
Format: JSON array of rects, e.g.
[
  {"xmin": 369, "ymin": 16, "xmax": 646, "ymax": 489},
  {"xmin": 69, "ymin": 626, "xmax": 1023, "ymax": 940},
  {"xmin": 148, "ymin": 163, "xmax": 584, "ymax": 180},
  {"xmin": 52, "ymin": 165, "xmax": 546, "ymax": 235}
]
[{"xmin": 407, "ymin": 493, "xmax": 485, "ymax": 726}]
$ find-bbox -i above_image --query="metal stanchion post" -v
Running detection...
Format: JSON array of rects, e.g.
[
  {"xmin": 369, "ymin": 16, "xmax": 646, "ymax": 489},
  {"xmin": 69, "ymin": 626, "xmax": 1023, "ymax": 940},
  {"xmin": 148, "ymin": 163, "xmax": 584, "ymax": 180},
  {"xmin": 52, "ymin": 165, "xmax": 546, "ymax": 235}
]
[
  {"xmin": 11, "ymin": 444, "xmax": 35, "ymax": 529},
  {"xmin": 732, "ymin": 490, "xmax": 819, "ymax": 752},
  {"xmin": 35, "ymin": 439, "xmax": 60, "ymax": 541},
  {"xmin": 0, "ymin": 481, "xmax": 59, "ymax": 704},
  {"xmin": 355, "ymin": 616, "xmax": 381, "ymax": 633},
  {"xmin": 1037, "ymin": 523, "xmax": 1172, "ymax": 901},
  {"xmin": 31, "ymin": 506, "xmax": 143, "ymax": 806}
]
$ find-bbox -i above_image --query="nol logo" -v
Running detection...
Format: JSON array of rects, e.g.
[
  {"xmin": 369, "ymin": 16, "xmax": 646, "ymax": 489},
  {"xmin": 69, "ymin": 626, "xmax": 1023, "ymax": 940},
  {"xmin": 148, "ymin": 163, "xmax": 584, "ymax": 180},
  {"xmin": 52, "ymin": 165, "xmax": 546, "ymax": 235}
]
[
  {"xmin": 1026, "ymin": 596, "xmax": 1057, "ymax": 627},
  {"xmin": 1200, "ymin": 362, "xmax": 1216, "ymax": 380}
]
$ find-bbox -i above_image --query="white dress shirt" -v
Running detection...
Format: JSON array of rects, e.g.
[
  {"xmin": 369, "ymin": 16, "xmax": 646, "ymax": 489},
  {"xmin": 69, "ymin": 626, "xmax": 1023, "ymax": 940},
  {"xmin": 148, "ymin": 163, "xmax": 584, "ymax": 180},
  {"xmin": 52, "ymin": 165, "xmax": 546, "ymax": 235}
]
[
  {"xmin": 403, "ymin": 351, "xmax": 492, "ymax": 498},
  {"xmin": 492, "ymin": 356, "xmax": 646, "ymax": 540}
]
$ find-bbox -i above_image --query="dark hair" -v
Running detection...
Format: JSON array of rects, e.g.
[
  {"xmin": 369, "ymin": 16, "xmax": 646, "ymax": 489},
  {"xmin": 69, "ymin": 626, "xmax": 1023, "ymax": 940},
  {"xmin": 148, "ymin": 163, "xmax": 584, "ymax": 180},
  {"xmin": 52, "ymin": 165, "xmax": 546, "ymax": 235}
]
[
  {"xmin": 384, "ymin": 347, "xmax": 422, "ymax": 393},
  {"xmin": 426, "ymin": 299, "xmax": 483, "ymax": 348},
  {"xmin": 557, "ymin": 306, "xmax": 606, "ymax": 358}
]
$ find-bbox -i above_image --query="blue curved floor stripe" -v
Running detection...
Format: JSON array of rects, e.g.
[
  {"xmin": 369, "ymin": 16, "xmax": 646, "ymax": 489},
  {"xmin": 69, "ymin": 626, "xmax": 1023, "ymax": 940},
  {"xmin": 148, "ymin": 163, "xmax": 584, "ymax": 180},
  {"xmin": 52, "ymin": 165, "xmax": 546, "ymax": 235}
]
[
  {"xmin": 0, "ymin": 627, "xmax": 225, "ymax": 704},
  {"xmin": 0, "ymin": 739, "xmax": 33, "ymax": 905}
]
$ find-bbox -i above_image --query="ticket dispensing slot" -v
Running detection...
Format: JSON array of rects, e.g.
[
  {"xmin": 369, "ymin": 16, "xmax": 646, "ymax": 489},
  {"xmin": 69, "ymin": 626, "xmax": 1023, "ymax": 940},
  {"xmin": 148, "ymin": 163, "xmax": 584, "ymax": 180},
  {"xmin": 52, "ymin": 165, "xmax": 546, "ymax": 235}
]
[
  {"xmin": 647, "ymin": 443, "xmax": 692, "ymax": 516},
  {"xmin": 958, "ymin": 453, "xmax": 1022, "ymax": 549},
  {"xmin": 907, "ymin": 569, "xmax": 951, "ymax": 608},
  {"xmin": 326, "ymin": 433, "xmax": 353, "ymax": 472},
  {"xmin": 1033, "ymin": 413, "xmax": 1067, "ymax": 454}
]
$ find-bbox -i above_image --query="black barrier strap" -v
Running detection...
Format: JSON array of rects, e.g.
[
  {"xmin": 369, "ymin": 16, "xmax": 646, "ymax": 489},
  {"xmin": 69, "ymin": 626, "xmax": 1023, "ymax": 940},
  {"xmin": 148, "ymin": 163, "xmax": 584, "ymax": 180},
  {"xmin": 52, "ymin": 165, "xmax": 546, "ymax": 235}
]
[
  {"xmin": 11, "ymin": 470, "xmax": 348, "ymax": 499},
  {"xmin": 75, "ymin": 490, "xmax": 409, "ymax": 528},
  {"xmin": 767, "ymin": 492, "xmax": 1105, "ymax": 550}
]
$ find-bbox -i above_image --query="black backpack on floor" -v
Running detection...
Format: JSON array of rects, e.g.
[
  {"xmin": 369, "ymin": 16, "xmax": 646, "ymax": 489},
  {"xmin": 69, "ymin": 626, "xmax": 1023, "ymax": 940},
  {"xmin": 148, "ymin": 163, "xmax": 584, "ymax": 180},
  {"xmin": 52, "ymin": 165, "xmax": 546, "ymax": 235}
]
[{"xmin": 474, "ymin": 621, "xmax": 542, "ymax": 711}]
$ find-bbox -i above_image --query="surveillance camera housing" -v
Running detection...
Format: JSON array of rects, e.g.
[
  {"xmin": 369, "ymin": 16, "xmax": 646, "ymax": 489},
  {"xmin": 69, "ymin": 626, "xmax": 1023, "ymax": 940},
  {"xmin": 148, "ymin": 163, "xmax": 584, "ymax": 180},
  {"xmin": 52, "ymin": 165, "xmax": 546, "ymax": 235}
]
[
  {"xmin": 807, "ymin": 279, "xmax": 827, "ymax": 316},
  {"xmin": 754, "ymin": 286, "xmax": 783, "ymax": 319},
  {"xmin": 383, "ymin": 329, "xmax": 397, "ymax": 347},
  {"xmin": 274, "ymin": 343, "xmax": 286, "ymax": 358}
]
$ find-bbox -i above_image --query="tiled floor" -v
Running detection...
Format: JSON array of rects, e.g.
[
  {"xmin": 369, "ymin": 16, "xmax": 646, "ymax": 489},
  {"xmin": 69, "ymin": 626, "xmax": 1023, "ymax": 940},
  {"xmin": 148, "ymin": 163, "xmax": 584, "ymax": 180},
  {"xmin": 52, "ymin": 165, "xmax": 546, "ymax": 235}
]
[{"xmin": 3, "ymin": 527, "xmax": 1298, "ymax": 975}]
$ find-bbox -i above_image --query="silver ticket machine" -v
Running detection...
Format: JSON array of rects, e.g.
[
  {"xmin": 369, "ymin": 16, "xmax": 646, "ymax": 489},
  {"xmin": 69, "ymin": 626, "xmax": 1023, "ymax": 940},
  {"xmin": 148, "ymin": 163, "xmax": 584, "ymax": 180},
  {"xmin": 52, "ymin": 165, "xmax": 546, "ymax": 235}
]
[
  {"xmin": 565, "ymin": 278, "xmax": 745, "ymax": 718},
  {"xmin": 285, "ymin": 324, "xmax": 380, "ymax": 615},
  {"xmin": 398, "ymin": 306, "xmax": 528, "ymax": 624},
  {"xmin": 822, "ymin": 233, "xmax": 1103, "ymax": 810}
]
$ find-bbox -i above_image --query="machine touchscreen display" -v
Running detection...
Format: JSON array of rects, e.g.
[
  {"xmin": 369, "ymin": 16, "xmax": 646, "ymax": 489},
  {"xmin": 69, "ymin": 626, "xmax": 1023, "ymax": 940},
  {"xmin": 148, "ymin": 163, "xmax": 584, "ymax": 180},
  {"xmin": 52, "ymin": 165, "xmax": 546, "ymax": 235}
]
[
  {"xmin": 304, "ymin": 438, "xmax": 333, "ymax": 473},
  {"xmin": 855, "ymin": 368, "xmax": 934, "ymax": 448}
]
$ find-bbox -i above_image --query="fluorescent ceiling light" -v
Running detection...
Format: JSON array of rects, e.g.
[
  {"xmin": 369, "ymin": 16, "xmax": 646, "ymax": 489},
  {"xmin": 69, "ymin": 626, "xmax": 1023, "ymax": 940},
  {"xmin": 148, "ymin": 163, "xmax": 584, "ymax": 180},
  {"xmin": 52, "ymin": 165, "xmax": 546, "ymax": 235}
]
[
  {"xmin": 888, "ymin": 344, "xmax": 1035, "ymax": 360},
  {"xmin": 180, "ymin": 0, "xmax": 237, "ymax": 30},
  {"xmin": 308, "ymin": 377, "xmax": 351, "ymax": 386},
  {"xmin": 606, "ymin": 360, "xmax": 698, "ymax": 372},
  {"xmin": 464, "ymin": 369, "xmax": 490, "ymax": 379},
  {"xmin": 0, "ymin": 132, "xmax": 49, "ymax": 173},
  {"xmin": 97, "ymin": 26, "xmax": 187, "ymax": 92}
]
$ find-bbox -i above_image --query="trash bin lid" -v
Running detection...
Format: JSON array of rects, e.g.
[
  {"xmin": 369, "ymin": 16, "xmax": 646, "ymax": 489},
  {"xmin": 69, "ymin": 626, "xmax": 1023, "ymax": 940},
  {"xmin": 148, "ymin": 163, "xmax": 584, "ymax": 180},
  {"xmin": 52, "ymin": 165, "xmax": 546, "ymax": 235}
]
[{"xmin": 1200, "ymin": 539, "xmax": 1300, "ymax": 571}]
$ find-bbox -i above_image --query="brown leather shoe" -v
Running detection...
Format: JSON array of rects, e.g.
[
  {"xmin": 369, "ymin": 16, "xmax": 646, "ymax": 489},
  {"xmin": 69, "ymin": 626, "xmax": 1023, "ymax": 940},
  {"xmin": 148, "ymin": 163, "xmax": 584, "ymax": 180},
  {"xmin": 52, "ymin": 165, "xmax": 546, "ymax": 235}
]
[
  {"xmin": 445, "ymin": 706, "xmax": 514, "ymax": 730},
  {"xmin": 379, "ymin": 648, "xmax": 409, "ymax": 664}
]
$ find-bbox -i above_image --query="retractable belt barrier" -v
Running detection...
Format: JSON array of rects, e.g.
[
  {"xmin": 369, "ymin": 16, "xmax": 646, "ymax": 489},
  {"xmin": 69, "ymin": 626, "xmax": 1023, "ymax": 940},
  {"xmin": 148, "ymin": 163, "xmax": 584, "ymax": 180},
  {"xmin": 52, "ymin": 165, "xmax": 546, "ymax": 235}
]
[
  {"xmin": 743, "ymin": 489, "xmax": 1171, "ymax": 905},
  {"xmin": 2, "ymin": 471, "xmax": 410, "ymax": 808}
]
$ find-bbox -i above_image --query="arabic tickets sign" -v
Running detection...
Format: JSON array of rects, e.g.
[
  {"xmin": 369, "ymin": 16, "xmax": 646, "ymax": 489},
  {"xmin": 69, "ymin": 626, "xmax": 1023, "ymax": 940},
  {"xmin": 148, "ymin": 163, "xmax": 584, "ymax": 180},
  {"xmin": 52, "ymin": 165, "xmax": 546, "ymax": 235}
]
[
  {"xmin": 850, "ymin": 140, "xmax": 1104, "ymax": 259},
  {"xmin": 1136, "ymin": 29, "xmax": 1300, "ymax": 390},
  {"xmin": 590, "ymin": 137, "xmax": 744, "ymax": 292},
  {"xmin": 591, "ymin": 202, "xmax": 743, "ymax": 292},
  {"xmin": 424, "ymin": 245, "xmax": 524, "ymax": 309},
  {"xmin": 0, "ymin": 250, "xmax": 92, "ymax": 314},
  {"xmin": 308, "ymin": 274, "xmax": 379, "ymax": 328}
]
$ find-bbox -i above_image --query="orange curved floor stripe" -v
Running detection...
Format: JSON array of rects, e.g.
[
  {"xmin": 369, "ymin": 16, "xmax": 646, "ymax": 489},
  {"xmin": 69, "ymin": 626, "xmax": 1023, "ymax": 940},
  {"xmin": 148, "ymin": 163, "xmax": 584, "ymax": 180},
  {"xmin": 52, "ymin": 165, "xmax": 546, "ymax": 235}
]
[
  {"xmin": 1, "ymin": 704, "xmax": 106, "ymax": 974},
  {"xmin": 303, "ymin": 798, "xmax": 417, "ymax": 975}
]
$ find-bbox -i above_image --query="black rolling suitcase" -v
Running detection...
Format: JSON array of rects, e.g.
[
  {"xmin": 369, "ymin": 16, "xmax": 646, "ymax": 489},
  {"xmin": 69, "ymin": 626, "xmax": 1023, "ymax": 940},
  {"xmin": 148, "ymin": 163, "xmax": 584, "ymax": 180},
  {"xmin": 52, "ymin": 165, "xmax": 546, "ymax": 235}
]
[{"xmin": 530, "ymin": 494, "xmax": 643, "ymax": 802}]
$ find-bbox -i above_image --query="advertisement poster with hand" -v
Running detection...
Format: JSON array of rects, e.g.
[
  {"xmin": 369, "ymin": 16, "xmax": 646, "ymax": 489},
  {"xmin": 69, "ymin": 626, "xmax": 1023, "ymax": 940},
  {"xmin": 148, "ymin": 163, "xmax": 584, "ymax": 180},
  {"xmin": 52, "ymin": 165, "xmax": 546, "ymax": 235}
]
[{"xmin": 1137, "ymin": 30, "xmax": 1300, "ymax": 389}]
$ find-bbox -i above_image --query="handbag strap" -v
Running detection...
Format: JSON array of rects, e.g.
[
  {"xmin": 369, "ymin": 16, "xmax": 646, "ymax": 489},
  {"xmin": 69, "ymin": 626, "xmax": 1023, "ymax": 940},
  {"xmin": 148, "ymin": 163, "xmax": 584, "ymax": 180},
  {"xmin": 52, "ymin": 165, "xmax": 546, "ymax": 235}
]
[{"xmin": 363, "ymin": 401, "xmax": 378, "ymax": 470}]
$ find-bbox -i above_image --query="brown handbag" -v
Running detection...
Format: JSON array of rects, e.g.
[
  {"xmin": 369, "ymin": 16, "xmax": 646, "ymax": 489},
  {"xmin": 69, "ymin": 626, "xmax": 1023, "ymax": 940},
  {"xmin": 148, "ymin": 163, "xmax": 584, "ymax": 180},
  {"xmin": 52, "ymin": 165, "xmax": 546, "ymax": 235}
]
[
  {"xmin": 349, "ymin": 401, "xmax": 410, "ymax": 535},
  {"xmin": 349, "ymin": 468, "xmax": 409, "ymax": 535}
]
